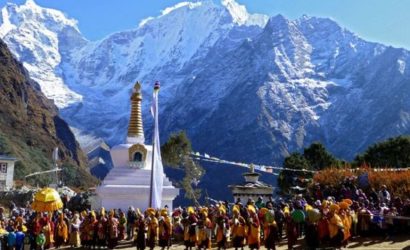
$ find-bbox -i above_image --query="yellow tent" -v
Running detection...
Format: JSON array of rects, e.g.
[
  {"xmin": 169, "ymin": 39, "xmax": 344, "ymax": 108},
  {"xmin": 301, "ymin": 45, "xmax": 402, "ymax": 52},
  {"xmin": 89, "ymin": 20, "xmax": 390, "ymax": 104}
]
[{"xmin": 31, "ymin": 187, "xmax": 63, "ymax": 212}]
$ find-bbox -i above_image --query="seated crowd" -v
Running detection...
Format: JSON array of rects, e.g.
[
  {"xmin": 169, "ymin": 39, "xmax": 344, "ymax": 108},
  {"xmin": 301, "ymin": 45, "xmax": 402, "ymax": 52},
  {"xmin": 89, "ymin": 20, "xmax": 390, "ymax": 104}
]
[{"xmin": 0, "ymin": 184, "xmax": 409, "ymax": 250}]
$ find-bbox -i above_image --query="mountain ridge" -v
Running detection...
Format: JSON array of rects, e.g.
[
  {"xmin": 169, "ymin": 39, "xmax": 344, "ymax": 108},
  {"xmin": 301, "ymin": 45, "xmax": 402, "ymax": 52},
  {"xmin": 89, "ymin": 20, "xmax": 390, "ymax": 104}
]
[
  {"xmin": 0, "ymin": 0, "xmax": 409, "ymax": 166},
  {"xmin": 0, "ymin": 38, "xmax": 95, "ymax": 187}
]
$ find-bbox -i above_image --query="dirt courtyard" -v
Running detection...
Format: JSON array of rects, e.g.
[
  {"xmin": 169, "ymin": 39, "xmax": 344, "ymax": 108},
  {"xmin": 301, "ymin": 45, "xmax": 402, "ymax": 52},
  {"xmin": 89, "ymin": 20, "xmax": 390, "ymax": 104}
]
[{"xmin": 112, "ymin": 234, "xmax": 410, "ymax": 250}]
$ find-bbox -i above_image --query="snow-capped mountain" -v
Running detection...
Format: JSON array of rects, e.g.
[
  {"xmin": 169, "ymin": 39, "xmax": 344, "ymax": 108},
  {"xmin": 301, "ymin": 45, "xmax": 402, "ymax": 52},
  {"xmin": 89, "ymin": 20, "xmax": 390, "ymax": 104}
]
[
  {"xmin": 0, "ymin": 0, "xmax": 85, "ymax": 108},
  {"xmin": 1, "ymin": 0, "xmax": 409, "ymax": 165},
  {"xmin": 54, "ymin": 0, "xmax": 268, "ymax": 145}
]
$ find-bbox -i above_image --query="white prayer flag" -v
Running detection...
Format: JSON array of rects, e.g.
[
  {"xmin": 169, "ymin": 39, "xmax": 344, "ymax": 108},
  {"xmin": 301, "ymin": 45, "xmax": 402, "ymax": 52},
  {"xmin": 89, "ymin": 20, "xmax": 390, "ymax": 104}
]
[{"xmin": 150, "ymin": 81, "xmax": 164, "ymax": 208}]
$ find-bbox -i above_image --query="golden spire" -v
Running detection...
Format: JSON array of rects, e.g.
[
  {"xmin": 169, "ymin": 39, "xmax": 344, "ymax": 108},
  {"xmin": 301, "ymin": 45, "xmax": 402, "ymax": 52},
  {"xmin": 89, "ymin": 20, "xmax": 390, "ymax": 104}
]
[{"xmin": 127, "ymin": 81, "xmax": 145, "ymax": 144}]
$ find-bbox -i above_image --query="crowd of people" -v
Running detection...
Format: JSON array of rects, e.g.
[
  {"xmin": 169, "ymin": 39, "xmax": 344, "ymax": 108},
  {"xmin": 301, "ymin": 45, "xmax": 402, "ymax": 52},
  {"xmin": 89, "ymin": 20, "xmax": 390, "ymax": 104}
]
[{"xmin": 0, "ymin": 183, "xmax": 409, "ymax": 250}]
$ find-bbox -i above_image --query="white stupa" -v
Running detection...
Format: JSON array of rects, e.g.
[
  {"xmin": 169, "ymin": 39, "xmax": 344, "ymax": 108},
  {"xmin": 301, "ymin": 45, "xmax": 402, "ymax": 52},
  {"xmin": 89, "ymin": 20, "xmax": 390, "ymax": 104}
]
[{"xmin": 95, "ymin": 82, "xmax": 179, "ymax": 211}]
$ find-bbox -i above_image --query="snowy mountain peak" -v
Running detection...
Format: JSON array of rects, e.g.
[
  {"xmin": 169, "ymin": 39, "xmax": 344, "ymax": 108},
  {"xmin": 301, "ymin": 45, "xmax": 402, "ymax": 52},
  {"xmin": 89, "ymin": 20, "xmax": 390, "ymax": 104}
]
[
  {"xmin": 1, "ymin": 0, "xmax": 79, "ymax": 32},
  {"xmin": 23, "ymin": 0, "xmax": 38, "ymax": 8},
  {"xmin": 139, "ymin": 1, "xmax": 214, "ymax": 28},
  {"xmin": 221, "ymin": 0, "xmax": 268, "ymax": 27},
  {"xmin": 139, "ymin": 0, "xmax": 268, "ymax": 29},
  {"xmin": 161, "ymin": 1, "xmax": 204, "ymax": 16},
  {"xmin": 77, "ymin": 0, "xmax": 234, "ymax": 89},
  {"xmin": 0, "ymin": 0, "xmax": 85, "ymax": 108}
]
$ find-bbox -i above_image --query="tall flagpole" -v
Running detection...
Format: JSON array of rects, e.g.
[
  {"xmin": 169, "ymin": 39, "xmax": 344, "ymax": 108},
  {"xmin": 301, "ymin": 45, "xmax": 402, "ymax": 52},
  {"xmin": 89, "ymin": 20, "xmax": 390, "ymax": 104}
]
[
  {"xmin": 149, "ymin": 126, "xmax": 155, "ymax": 208},
  {"xmin": 149, "ymin": 81, "xmax": 161, "ymax": 208}
]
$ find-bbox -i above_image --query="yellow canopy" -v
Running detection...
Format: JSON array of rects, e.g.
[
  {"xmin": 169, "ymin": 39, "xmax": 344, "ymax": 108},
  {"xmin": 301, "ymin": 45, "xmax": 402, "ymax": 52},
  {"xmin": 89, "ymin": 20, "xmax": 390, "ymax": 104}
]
[{"xmin": 31, "ymin": 187, "xmax": 63, "ymax": 212}]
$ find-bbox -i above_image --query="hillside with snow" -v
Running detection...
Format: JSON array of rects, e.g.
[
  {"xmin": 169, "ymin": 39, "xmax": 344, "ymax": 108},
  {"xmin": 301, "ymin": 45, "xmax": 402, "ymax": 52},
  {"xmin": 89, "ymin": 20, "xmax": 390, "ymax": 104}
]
[{"xmin": 1, "ymin": 0, "xmax": 409, "ymax": 166}]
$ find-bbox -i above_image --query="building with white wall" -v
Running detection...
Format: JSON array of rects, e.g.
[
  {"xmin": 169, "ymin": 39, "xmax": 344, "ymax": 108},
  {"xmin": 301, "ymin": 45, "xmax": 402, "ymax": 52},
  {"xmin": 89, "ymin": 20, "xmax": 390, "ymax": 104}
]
[{"xmin": 0, "ymin": 155, "xmax": 17, "ymax": 191}]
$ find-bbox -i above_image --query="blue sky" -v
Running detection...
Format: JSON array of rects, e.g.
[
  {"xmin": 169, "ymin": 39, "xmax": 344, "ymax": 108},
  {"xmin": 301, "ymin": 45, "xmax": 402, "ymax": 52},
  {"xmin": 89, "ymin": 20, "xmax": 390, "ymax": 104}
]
[{"xmin": 1, "ymin": 0, "xmax": 409, "ymax": 49}]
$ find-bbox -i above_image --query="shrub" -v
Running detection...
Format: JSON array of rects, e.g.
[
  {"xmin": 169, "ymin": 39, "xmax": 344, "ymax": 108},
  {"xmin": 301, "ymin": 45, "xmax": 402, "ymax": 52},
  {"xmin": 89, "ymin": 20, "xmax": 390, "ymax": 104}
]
[{"xmin": 312, "ymin": 167, "xmax": 410, "ymax": 199}]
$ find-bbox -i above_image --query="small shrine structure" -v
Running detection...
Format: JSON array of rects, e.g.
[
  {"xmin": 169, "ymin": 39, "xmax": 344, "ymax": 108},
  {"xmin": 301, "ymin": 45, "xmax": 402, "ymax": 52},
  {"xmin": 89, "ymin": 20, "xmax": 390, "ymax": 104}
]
[{"xmin": 229, "ymin": 164, "xmax": 273, "ymax": 202}]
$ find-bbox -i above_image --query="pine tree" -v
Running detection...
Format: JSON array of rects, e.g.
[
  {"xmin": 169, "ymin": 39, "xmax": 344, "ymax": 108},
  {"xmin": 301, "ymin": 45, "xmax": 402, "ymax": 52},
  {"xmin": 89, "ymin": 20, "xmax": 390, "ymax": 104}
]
[
  {"xmin": 161, "ymin": 131, "xmax": 204, "ymax": 203},
  {"xmin": 303, "ymin": 142, "xmax": 338, "ymax": 170},
  {"xmin": 354, "ymin": 136, "xmax": 410, "ymax": 168},
  {"xmin": 278, "ymin": 152, "xmax": 311, "ymax": 193},
  {"xmin": 279, "ymin": 142, "xmax": 340, "ymax": 193}
]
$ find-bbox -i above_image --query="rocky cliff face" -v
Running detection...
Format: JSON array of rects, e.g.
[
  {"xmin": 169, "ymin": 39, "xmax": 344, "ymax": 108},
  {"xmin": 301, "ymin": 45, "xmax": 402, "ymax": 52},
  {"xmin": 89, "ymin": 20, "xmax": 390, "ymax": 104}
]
[
  {"xmin": 157, "ymin": 14, "xmax": 410, "ymax": 164},
  {"xmin": 0, "ymin": 39, "xmax": 94, "ymax": 186},
  {"xmin": 1, "ymin": 0, "xmax": 410, "ymax": 167}
]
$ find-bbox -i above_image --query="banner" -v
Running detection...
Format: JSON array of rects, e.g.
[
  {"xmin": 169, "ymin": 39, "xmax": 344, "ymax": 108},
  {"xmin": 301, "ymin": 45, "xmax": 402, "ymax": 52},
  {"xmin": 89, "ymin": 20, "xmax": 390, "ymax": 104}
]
[{"xmin": 150, "ymin": 81, "xmax": 164, "ymax": 208}]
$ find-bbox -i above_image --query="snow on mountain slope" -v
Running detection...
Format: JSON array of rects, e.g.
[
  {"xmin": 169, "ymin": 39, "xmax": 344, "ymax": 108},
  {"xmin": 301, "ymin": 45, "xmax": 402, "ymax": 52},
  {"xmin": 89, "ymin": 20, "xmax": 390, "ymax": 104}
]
[
  {"xmin": 68, "ymin": 0, "xmax": 232, "ymax": 89},
  {"xmin": 57, "ymin": 0, "xmax": 267, "ymax": 144},
  {"xmin": 1, "ymin": 0, "xmax": 410, "ymax": 166},
  {"xmin": 159, "ymin": 14, "xmax": 410, "ymax": 164},
  {"xmin": 0, "ymin": 0, "xmax": 86, "ymax": 108},
  {"xmin": 221, "ymin": 0, "xmax": 268, "ymax": 27}
]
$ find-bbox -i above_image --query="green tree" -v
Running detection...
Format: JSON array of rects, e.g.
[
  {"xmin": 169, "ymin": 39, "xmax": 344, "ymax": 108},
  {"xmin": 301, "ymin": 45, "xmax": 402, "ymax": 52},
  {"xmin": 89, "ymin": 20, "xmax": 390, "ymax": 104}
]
[
  {"xmin": 303, "ymin": 142, "xmax": 338, "ymax": 170},
  {"xmin": 161, "ymin": 131, "xmax": 204, "ymax": 203},
  {"xmin": 278, "ymin": 152, "xmax": 311, "ymax": 193},
  {"xmin": 161, "ymin": 131, "xmax": 192, "ymax": 167},
  {"xmin": 180, "ymin": 158, "xmax": 204, "ymax": 205},
  {"xmin": 284, "ymin": 152, "xmax": 310, "ymax": 170},
  {"xmin": 354, "ymin": 136, "xmax": 410, "ymax": 168},
  {"xmin": 279, "ymin": 142, "xmax": 341, "ymax": 194}
]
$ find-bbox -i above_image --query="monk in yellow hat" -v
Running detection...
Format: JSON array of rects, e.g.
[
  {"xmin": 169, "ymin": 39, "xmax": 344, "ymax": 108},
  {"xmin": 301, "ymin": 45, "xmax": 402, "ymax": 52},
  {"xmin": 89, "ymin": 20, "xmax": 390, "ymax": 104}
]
[
  {"xmin": 96, "ymin": 208, "xmax": 108, "ymax": 248},
  {"xmin": 215, "ymin": 205, "xmax": 229, "ymax": 250},
  {"xmin": 328, "ymin": 204, "xmax": 344, "ymax": 248},
  {"xmin": 317, "ymin": 204, "xmax": 330, "ymax": 244},
  {"xmin": 69, "ymin": 212, "xmax": 81, "ymax": 248},
  {"xmin": 197, "ymin": 208, "xmax": 212, "ymax": 250},
  {"xmin": 107, "ymin": 210, "xmax": 119, "ymax": 249},
  {"xmin": 247, "ymin": 205, "xmax": 260, "ymax": 250},
  {"xmin": 146, "ymin": 208, "xmax": 159, "ymax": 250},
  {"xmin": 159, "ymin": 209, "xmax": 172, "ymax": 250},
  {"xmin": 55, "ymin": 213, "xmax": 68, "ymax": 248},
  {"xmin": 43, "ymin": 213, "xmax": 55, "ymax": 249},
  {"xmin": 231, "ymin": 205, "xmax": 246, "ymax": 250},
  {"xmin": 183, "ymin": 207, "xmax": 198, "ymax": 250},
  {"xmin": 338, "ymin": 201, "xmax": 352, "ymax": 247},
  {"xmin": 87, "ymin": 211, "xmax": 98, "ymax": 248}
]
